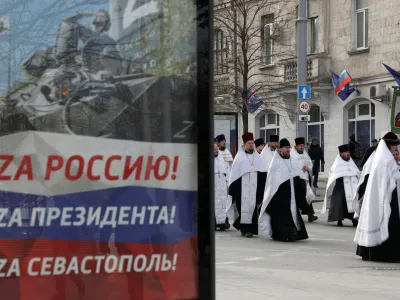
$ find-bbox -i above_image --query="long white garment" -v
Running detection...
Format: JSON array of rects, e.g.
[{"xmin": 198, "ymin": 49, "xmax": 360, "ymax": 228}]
[
  {"xmin": 321, "ymin": 155, "xmax": 360, "ymax": 215},
  {"xmin": 258, "ymin": 151, "xmax": 302, "ymax": 237},
  {"xmin": 226, "ymin": 146, "xmax": 267, "ymax": 223},
  {"xmin": 215, "ymin": 152, "xmax": 230, "ymax": 224},
  {"xmin": 354, "ymin": 141, "xmax": 398, "ymax": 247},
  {"xmin": 352, "ymin": 151, "xmax": 376, "ymax": 218},
  {"xmin": 260, "ymin": 146, "xmax": 275, "ymax": 171},
  {"xmin": 290, "ymin": 149, "xmax": 315, "ymax": 203},
  {"xmin": 220, "ymin": 148, "xmax": 233, "ymax": 166}
]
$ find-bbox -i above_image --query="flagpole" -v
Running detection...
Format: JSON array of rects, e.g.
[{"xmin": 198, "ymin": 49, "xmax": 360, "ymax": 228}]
[{"xmin": 7, "ymin": 27, "xmax": 11, "ymax": 91}]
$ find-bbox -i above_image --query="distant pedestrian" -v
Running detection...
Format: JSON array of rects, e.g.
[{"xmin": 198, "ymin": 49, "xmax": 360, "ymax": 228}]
[
  {"xmin": 360, "ymin": 139, "xmax": 378, "ymax": 168},
  {"xmin": 308, "ymin": 137, "xmax": 324, "ymax": 188},
  {"xmin": 349, "ymin": 134, "xmax": 362, "ymax": 168}
]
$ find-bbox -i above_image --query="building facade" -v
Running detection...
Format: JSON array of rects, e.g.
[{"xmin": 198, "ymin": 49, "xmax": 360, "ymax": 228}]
[{"xmin": 214, "ymin": 0, "xmax": 400, "ymax": 172}]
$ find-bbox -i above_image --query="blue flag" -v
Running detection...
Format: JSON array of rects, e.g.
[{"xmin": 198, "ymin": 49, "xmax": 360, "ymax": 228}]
[
  {"xmin": 247, "ymin": 89, "xmax": 263, "ymax": 113},
  {"xmin": 383, "ymin": 63, "xmax": 400, "ymax": 86}
]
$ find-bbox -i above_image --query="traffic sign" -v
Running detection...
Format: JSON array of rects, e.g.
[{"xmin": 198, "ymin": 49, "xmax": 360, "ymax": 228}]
[
  {"xmin": 298, "ymin": 85, "xmax": 311, "ymax": 99},
  {"xmin": 298, "ymin": 100, "xmax": 311, "ymax": 113}
]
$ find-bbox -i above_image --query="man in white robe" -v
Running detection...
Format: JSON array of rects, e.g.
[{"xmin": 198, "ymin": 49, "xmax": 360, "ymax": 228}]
[
  {"xmin": 290, "ymin": 137, "xmax": 317, "ymax": 222},
  {"xmin": 321, "ymin": 144, "xmax": 360, "ymax": 227},
  {"xmin": 352, "ymin": 150, "xmax": 376, "ymax": 219},
  {"xmin": 227, "ymin": 132, "xmax": 267, "ymax": 238},
  {"xmin": 259, "ymin": 138, "xmax": 309, "ymax": 242},
  {"xmin": 355, "ymin": 132, "xmax": 400, "ymax": 262},
  {"xmin": 260, "ymin": 134, "xmax": 279, "ymax": 172},
  {"xmin": 214, "ymin": 143, "xmax": 231, "ymax": 231},
  {"xmin": 216, "ymin": 134, "xmax": 233, "ymax": 167}
]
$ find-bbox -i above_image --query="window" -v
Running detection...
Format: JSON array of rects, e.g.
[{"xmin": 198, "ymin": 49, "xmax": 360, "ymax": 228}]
[
  {"xmin": 355, "ymin": 0, "xmax": 368, "ymax": 49},
  {"xmin": 307, "ymin": 105, "xmax": 324, "ymax": 171},
  {"xmin": 261, "ymin": 15, "xmax": 274, "ymax": 65},
  {"xmin": 259, "ymin": 112, "xmax": 279, "ymax": 142},
  {"xmin": 348, "ymin": 101, "xmax": 375, "ymax": 154},
  {"xmin": 214, "ymin": 29, "xmax": 228, "ymax": 74},
  {"xmin": 307, "ymin": 0, "xmax": 319, "ymax": 54}
]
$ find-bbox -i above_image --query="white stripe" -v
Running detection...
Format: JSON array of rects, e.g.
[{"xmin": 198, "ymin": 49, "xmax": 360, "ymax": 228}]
[
  {"xmin": 243, "ymin": 257, "xmax": 264, "ymax": 261},
  {"xmin": 216, "ymin": 261, "xmax": 239, "ymax": 265},
  {"xmin": 0, "ymin": 131, "xmax": 197, "ymax": 195}
]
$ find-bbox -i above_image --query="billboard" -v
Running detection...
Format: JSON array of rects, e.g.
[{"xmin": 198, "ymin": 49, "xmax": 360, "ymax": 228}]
[{"xmin": 0, "ymin": 0, "xmax": 213, "ymax": 299}]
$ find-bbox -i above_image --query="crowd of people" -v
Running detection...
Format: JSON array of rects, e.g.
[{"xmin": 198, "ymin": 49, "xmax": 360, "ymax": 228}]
[{"xmin": 214, "ymin": 131, "xmax": 400, "ymax": 263}]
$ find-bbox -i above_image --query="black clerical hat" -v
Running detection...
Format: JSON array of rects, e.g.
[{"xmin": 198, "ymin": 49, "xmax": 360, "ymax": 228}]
[
  {"xmin": 215, "ymin": 134, "xmax": 226, "ymax": 143},
  {"xmin": 295, "ymin": 137, "xmax": 305, "ymax": 146},
  {"xmin": 269, "ymin": 135, "xmax": 279, "ymax": 142},
  {"xmin": 382, "ymin": 132, "xmax": 400, "ymax": 145},
  {"xmin": 280, "ymin": 138, "xmax": 290, "ymax": 148},
  {"xmin": 338, "ymin": 144, "xmax": 349, "ymax": 153},
  {"xmin": 255, "ymin": 138, "xmax": 265, "ymax": 148}
]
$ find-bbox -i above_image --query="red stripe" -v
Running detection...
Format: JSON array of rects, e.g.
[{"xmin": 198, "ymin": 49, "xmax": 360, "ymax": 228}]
[{"xmin": 335, "ymin": 76, "xmax": 352, "ymax": 94}]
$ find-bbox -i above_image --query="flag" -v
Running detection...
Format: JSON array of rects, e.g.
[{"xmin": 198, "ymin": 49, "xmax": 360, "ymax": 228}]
[
  {"xmin": 0, "ymin": 16, "xmax": 9, "ymax": 35},
  {"xmin": 331, "ymin": 70, "xmax": 355, "ymax": 101},
  {"xmin": 247, "ymin": 88, "xmax": 263, "ymax": 113},
  {"xmin": 382, "ymin": 63, "xmax": 400, "ymax": 86}
]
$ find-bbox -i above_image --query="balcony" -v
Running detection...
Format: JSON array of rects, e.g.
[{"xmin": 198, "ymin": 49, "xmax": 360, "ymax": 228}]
[{"xmin": 282, "ymin": 53, "xmax": 331, "ymax": 83}]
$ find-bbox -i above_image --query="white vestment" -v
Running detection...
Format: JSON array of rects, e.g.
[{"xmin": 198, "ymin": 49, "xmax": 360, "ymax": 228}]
[
  {"xmin": 354, "ymin": 141, "xmax": 399, "ymax": 247},
  {"xmin": 258, "ymin": 151, "xmax": 304, "ymax": 237},
  {"xmin": 352, "ymin": 151, "xmax": 376, "ymax": 218},
  {"xmin": 290, "ymin": 149, "xmax": 316, "ymax": 204},
  {"xmin": 321, "ymin": 155, "xmax": 360, "ymax": 215},
  {"xmin": 260, "ymin": 146, "xmax": 276, "ymax": 171},
  {"xmin": 226, "ymin": 147, "xmax": 267, "ymax": 224},
  {"xmin": 220, "ymin": 148, "xmax": 233, "ymax": 167},
  {"xmin": 215, "ymin": 152, "xmax": 231, "ymax": 224}
]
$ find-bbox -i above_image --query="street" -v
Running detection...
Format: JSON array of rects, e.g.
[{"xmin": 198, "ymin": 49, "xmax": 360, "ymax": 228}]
[{"xmin": 216, "ymin": 201, "xmax": 400, "ymax": 300}]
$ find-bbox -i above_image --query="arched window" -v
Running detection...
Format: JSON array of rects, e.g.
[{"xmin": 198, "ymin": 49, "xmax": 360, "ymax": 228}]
[
  {"xmin": 348, "ymin": 101, "xmax": 375, "ymax": 152},
  {"xmin": 307, "ymin": 105, "xmax": 325, "ymax": 171},
  {"xmin": 214, "ymin": 29, "xmax": 228, "ymax": 74},
  {"xmin": 259, "ymin": 112, "xmax": 279, "ymax": 142}
]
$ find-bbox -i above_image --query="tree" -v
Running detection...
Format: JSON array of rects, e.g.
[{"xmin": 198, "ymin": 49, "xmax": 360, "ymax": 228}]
[{"xmin": 214, "ymin": 0, "xmax": 297, "ymax": 133}]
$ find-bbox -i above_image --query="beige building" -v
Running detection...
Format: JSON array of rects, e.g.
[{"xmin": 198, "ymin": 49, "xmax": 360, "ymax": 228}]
[{"xmin": 214, "ymin": 0, "xmax": 400, "ymax": 172}]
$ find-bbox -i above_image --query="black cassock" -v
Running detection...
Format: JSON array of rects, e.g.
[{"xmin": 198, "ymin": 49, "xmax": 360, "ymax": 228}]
[
  {"xmin": 265, "ymin": 177, "xmax": 308, "ymax": 241},
  {"xmin": 328, "ymin": 177, "xmax": 355, "ymax": 222},
  {"xmin": 357, "ymin": 188, "xmax": 400, "ymax": 262},
  {"xmin": 228, "ymin": 172, "xmax": 267, "ymax": 234},
  {"xmin": 356, "ymin": 174, "xmax": 369, "ymax": 212},
  {"xmin": 300, "ymin": 174, "xmax": 315, "ymax": 216}
]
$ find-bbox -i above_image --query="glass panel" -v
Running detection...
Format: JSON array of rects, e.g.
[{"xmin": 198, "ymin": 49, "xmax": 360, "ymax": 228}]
[
  {"xmin": 307, "ymin": 20, "xmax": 312, "ymax": 54},
  {"xmin": 356, "ymin": 0, "xmax": 368, "ymax": 10},
  {"xmin": 371, "ymin": 119, "xmax": 375, "ymax": 139},
  {"xmin": 358, "ymin": 103, "xmax": 370, "ymax": 116},
  {"xmin": 313, "ymin": 17, "xmax": 318, "ymax": 53},
  {"xmin": 276, "ymin": 114, "xmax": 280, "ymax": 126},
  {"xmin": 348, "ymin": 121, "xmax": 356, "ymax": 137},
  {"xmin": 365, "ymin": 9, "xmax": 368, "ymax": 47},
  {"xmin": 260, "ymin": 114, "xmax": 266, "ymax": 128},
  {"xmin": 307, "ymin": 124, "xmax": 320, "ymax": 145},
  {"xmin": 266, "ymin": 129, "xmax": 277, "ymax": 142},
  {"xmin": 357, "ymin": 11, "xmax": 364, "ymax": 48},
  {"xmin": 267, "ymin": 113, "xmax": 276, "ymax": 125},
  {"xmin": 371, "ymin": 102, "xmax": 375, "ymax": 117},
  {"xmin": 321, "ymin": 111, "xmax": 324, "ymax": 122},
  {"xmin": 356, "ymin": 120, "xmax": 371, "ymax": 153},
  {"xmin": 309, "ymin": 105, "xmax": 320, "ymax": 123},
  {"xmin": 260, "ymin": 129, "xmax": 266, "ymax": 141},
  {"xmin": 264, "ymin": 24, "xmax": 272, "ymax": 65},
  {"xmin": 348, "ymin": 105, "xmax": 356, "ymax": 119}
]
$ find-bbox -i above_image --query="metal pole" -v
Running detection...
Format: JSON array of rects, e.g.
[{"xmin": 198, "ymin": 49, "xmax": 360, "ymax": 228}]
[{"xmin": 296, "ymin": 0, "xmax": 308, "ymax": 138}]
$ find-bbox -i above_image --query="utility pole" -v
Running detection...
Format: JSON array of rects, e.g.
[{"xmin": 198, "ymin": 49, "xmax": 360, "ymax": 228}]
[{"xmin": 296, "ymin": 0, "xmax": 308, "ymax": 138}]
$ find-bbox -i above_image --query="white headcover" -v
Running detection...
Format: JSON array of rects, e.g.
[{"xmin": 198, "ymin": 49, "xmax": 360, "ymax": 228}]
[
  {"xmin": 215, "ymin": 151, "xmax": 230, "ymax": 175},
  {"xmin": 258, "ymin": 151, "xmax": 303, "ymax": 237},
  {"xmin": 321, "ymin": 154, "xmax": 360, "ymax": 214},
  {"xmin": 260, "ymin": 146, "xmax": 275, "ymax": 171},
  {"xmin": 354, "ymin": 141, "xmax": 398, "ymax": 247},
  {"xmin": 228, "ymin": 146, "xmax": 267, "ymax": 186},
  {"xmin": 352, "ymin": 151, "xmax": 375, "ymax": 216}
]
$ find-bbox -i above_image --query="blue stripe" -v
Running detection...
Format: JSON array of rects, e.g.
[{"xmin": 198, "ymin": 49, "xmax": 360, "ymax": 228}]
[{"xmin": 0, "ymin": 186, "xmax": 197, "ymax": 244}]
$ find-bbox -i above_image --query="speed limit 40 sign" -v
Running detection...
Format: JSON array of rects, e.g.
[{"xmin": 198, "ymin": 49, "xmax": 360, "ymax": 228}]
[{"xmin": 298, "ymin": 100, "xmax": 311, "ymax": 113}]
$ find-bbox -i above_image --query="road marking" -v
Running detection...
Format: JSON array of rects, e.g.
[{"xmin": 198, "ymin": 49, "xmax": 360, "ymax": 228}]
[
  {"xmin": 216, "ymin": 261, "xmax": 239, "ymax": 265},
  {"xmin": 269, "ymin": 247, "xmax": 299, "ymax": 257},
  {"xmin": 311, "ymin": 238, "xmax": 346, "ymax": 242},
  {"xmin": 243, "ymin": 257, "xmax": 265, "ymax": 261}
]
